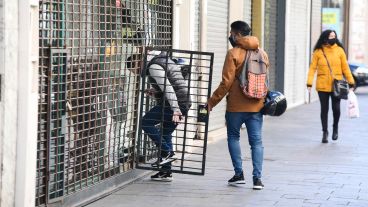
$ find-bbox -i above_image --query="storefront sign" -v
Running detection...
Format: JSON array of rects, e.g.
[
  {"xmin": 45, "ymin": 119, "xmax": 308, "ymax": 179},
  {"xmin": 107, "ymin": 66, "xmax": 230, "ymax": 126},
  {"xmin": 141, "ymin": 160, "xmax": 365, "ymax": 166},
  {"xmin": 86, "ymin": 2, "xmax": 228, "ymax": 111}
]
[{"xmin": 322, "ymin": 8, "xmax": 341, "ymax": 39}]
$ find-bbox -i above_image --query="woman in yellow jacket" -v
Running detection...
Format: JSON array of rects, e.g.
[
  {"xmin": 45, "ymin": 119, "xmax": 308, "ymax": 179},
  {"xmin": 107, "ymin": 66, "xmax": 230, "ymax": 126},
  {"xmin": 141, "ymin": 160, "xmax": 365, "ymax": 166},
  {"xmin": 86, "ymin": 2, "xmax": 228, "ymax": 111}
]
[{"xmin": 307, "ymin": 30, "xmax": 355, "ymax": 143}]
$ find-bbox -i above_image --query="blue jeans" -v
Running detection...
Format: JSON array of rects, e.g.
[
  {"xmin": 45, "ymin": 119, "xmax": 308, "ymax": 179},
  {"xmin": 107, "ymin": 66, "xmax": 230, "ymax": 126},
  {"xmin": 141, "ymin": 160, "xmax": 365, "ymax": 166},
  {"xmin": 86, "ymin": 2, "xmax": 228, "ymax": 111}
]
[
  {"xmin": 142, "ymin": 105, "xmax": 177, "ymax": 152},
  {"xmin": 225, "ymin": 111, "xmax": 264, "ymax": 180},
  {"xmin": 142, "ymin": 105, "xmax": 179, "ymax": 171}
]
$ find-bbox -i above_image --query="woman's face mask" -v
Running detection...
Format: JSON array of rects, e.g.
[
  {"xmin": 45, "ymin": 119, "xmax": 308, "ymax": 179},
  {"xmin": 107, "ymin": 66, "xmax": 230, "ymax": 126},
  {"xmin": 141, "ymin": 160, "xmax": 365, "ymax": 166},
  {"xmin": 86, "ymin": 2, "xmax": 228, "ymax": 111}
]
[{"xmin": 327, "ymin": 38, "xmax": 336, "ymax": 45}]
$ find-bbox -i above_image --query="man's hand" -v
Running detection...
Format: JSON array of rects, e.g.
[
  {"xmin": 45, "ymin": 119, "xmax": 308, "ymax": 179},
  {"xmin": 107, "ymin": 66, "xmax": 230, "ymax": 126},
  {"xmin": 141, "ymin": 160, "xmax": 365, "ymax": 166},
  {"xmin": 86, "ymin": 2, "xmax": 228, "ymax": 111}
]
[{"xmin": 172, "ymin": 110, "xmax": 183, "ymax": 124}]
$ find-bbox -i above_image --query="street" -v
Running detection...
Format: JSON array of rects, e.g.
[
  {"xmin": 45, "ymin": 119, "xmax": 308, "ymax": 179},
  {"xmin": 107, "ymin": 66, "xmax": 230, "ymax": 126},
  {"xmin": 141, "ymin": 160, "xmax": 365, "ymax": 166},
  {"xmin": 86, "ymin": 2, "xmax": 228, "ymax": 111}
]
[{"xmin": 87, "ymin": 86, "xmax": 368, "ymax": 207}]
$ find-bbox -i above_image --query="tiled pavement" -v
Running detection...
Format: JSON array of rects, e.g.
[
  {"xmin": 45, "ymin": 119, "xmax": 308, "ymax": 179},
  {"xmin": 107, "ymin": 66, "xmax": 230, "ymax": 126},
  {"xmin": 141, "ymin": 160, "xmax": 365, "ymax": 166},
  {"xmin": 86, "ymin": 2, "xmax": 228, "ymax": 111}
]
[{"xmin": 87, "ymin": 87, "xmax": 368, "ymax": 207}]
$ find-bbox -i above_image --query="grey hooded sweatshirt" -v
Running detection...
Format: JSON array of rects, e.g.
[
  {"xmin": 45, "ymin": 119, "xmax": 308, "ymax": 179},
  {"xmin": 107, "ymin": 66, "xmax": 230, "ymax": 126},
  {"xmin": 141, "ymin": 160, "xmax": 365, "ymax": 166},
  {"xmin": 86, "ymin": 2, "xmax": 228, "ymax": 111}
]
[{"xmin": 145, "ymin": 52, "xmax": 192, "ymax": 113}]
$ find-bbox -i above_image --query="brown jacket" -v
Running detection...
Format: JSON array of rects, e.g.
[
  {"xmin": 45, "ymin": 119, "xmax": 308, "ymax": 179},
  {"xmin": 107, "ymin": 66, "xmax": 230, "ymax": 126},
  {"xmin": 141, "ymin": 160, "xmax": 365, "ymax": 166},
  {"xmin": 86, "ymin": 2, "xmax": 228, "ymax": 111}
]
[{"xmin": 208, "ymin": 36, "xmax": 269, "ymax": 112}]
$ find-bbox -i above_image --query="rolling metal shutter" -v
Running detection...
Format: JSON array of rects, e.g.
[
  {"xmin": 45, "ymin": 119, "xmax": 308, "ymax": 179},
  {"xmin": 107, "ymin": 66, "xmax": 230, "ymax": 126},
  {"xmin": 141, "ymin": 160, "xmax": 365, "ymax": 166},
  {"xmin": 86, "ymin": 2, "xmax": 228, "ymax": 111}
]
[
  {"xmin": 264, "ymin": 0, "xmax": 278, "ymax": 90},
  {"xmin": 284, "ymin": 0, "xmax": 310, "ymax": 106},
  {"xmin": 207, "ymin": 0, "xmax": 228, "ymax": 130},
  {"xmin": 193, "ymin": 0, "xmax": 200, "ymax": 51},
  {"xmin": 244, "ymin": 0, "xmax": 252, "ymax": 27}
]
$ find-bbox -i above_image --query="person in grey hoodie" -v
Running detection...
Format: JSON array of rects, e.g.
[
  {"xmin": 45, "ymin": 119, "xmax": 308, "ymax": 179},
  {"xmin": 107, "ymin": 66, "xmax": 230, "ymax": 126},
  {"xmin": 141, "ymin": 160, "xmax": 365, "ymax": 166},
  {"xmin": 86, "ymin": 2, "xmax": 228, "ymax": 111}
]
[{"xmin": 127, "ymin": 51, "xmax": 192, "ymax": 182}]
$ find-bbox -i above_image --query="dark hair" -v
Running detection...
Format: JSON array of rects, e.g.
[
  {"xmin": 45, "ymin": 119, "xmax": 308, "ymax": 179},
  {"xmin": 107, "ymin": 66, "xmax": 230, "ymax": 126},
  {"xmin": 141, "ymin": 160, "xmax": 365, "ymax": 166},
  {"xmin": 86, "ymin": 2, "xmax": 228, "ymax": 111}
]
[
  {"xmin": 313, "ymin": 29, "xmax": 344, "ymax": 51},
  {"xmin": 230, "ymin": 21, "xmax": 251, "ymax": 36}
]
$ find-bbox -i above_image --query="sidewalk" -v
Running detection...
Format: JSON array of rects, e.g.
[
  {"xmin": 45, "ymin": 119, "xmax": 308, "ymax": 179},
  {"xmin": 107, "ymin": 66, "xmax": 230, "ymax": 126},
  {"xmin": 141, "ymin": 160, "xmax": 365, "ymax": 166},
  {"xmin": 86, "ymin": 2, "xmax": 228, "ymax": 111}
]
[{"xmin": 86, "ymin": 87, "xmax": 368, "ymax": 207}]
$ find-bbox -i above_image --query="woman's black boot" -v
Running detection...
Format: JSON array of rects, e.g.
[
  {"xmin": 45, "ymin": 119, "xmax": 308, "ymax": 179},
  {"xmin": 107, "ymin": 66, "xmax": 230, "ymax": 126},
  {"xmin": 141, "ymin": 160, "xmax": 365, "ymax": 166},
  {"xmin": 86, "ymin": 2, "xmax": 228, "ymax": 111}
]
[
  {"xmin": 322, "ymin": 131, "xmax": 328, "ymax": 143},
  {"xmin": 332, "ymin": 127, "xmax": 338, "ymax": 141}
]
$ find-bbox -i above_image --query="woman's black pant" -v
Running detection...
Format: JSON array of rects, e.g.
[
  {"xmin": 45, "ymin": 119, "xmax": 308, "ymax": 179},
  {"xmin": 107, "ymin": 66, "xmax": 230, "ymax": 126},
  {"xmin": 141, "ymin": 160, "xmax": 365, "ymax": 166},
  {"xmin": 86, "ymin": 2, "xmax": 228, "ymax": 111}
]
[{"xmin": 318, "ymin": 92, "xmax": 341, "ymax": 132}]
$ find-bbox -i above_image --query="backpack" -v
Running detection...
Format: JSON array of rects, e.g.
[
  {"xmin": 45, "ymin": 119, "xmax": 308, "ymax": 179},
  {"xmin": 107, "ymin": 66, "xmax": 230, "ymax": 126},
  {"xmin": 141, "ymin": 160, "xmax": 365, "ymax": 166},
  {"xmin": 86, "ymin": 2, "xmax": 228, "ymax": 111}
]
[{"xmin": 238, "ymin": 48, "xmax": 268, "ymax": 99}]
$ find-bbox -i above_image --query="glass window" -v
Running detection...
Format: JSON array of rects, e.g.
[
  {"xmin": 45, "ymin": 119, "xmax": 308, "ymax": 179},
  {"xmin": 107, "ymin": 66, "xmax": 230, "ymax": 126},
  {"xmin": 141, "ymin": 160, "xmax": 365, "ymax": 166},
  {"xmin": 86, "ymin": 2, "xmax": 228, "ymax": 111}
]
[{"xmin": 322, "ymin": 0, "xmax": 345, "ymax": 41}]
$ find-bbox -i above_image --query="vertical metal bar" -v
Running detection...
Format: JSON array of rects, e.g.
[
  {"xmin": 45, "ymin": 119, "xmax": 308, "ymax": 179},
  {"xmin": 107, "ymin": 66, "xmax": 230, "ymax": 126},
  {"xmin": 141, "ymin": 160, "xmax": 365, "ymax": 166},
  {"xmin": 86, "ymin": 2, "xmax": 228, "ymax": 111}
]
[
  {"xmin": 201, "ymin": 53, "xmax": 214, "ymax": 175},
  {"xmin": 158, "ymin": 51, "xmax": 170, "ymax": 159},
  {"xmin": 180, "ymin": 53, "xmax": 193, "ymax": 171}
]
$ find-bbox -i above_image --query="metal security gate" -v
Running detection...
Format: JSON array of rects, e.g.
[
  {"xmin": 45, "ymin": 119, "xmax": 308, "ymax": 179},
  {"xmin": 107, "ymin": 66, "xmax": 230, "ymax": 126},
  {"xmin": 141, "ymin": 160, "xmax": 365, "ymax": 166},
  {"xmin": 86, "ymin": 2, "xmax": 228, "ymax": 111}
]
[
  {"xmin": 136, "ymin": 48, "xmax": 213, "ymax": 175},
  {"xmin": 36, "ymin": 0, "xmax": 172, "ymax": 206}
]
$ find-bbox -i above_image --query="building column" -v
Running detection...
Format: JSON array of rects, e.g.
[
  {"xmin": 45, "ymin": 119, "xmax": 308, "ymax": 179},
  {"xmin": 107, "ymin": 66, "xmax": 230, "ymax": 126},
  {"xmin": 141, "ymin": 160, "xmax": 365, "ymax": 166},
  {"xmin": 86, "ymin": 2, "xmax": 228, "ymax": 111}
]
[
  {"xmin": 173, "ymin": 0, "xmax": 194, "ymax": 50},
  {"xmin": 15, "ymin": 0, "xmax": 39, "ymax": 206},
  {"xmin": 0, "ymin": 0, "xmax": 38, "ymax": 206},
  {"xmin": 0, "ymin": 0, "xmax": 19, "ymax": 205},
  {"xmin": 252, "ymin": 0, "xmax": 265, "ymax": 47}
]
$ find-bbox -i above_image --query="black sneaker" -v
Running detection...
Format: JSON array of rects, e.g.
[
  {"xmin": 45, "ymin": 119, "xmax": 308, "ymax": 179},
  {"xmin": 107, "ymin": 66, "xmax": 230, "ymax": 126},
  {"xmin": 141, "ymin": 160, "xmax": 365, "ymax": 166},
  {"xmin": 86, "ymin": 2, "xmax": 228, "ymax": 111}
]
[
  {"xmin": 151, "ymin": 151, "xmax": 176, "ymax": 167},
  {"xmin": 228, "ymin": 172, "xmax": 246, "ymax": 185},
  {"xmin": 253, "ymin": 178, "xmax": 264, "ymax": 190},
  {"xmin": 150, "ymin": 171, "xmax": 173, "ymax": 182}
]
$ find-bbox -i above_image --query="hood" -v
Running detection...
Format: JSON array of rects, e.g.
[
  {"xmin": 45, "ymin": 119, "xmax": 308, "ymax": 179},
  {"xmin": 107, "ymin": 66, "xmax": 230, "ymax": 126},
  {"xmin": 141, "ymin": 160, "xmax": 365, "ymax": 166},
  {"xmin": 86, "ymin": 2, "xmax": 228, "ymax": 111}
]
[{"xmin": 236, "ymin": 36, "xmax": 259, "ymax": 50}]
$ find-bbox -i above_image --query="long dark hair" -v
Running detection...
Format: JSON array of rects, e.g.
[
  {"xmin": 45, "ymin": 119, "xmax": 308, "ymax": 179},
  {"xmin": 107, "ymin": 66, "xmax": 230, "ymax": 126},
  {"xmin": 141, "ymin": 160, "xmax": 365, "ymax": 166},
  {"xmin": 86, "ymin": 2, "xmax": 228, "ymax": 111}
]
[{"xmin": 313, "ymin": 29, "xmax": 344, "ymax": 51}]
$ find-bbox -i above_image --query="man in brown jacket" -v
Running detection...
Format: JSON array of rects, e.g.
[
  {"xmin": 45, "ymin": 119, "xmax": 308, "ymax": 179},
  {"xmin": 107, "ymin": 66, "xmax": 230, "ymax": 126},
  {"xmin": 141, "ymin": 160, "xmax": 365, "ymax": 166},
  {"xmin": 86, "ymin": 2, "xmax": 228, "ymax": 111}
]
[{"xmin": 207, "ymin": 21, "xmax": 269, "ymax": 190}]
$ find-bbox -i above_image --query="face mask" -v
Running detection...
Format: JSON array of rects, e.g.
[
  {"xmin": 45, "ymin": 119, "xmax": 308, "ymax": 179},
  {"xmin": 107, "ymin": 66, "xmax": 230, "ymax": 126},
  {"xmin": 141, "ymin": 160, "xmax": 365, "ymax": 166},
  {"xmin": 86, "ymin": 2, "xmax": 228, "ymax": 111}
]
[
  {"xmin": 327, "ymin": 38, "xmax": 336, "ymax": 45},
  {"xmin": 228, "ymin": 35, "xmax": 236, "ymax": 47}
]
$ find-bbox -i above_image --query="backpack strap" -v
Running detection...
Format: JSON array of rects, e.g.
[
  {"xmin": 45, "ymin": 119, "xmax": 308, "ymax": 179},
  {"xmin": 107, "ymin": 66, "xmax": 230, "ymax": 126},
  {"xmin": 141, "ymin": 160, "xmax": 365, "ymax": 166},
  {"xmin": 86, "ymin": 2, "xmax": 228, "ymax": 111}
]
[{"xmin": 238, "ymin": 50, "xmax": 251, "ymax": 86}]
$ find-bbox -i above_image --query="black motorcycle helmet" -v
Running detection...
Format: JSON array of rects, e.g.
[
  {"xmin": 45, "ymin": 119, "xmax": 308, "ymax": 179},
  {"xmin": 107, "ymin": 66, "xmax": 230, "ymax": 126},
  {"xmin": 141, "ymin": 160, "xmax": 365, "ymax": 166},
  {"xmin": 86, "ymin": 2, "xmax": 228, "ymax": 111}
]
[{"xmin": 261, "ymin": 91, "xmax": 287, "ymax": 116}]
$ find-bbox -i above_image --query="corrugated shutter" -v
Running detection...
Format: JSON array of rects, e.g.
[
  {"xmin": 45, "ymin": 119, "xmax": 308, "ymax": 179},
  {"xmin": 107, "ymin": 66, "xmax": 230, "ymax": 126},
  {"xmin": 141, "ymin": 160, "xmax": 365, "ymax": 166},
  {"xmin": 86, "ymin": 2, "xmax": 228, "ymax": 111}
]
[
  {"xmin": 207, "ymin": 0, "xmax": 228, "ymax": 130},
  {"xmin": 309, "ymin": 0, "xmax": 322, "ymax": 102},
  {"xmin": 264, "ymin": 0, "xmax": 277, "ymax": 90},
  {"xmin": 284, "ymin": 0, "xmax": 310, "ymax": 106},
  {"xmin": 193, "ymin": 0, "xmax": 200, "ymax": 51},
  {"xmin": 244, "ymin": 0, "xmax": 252, "ymax": 27}
]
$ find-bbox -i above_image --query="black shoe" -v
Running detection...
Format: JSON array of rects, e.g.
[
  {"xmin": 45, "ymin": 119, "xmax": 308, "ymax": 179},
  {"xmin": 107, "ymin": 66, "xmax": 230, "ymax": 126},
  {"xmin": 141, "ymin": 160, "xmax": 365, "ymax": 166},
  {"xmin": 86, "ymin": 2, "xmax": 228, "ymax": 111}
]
[
  {"xmin": 253, "ymin": 178, "xmax": 264, "ymax": 190},
  {"xmin": 322, "ymin": 131, "xmax": 328, "ymax": 143},
  {"xmin": 160, "ymin": 151, "xmax": 176, "ymax": 165},
  {"xmin": 151, "ymin": 171, "xmax": 173, "ymax": 182},
  {"xmin": 228, "ymin": 172, "xmax": 246, "ymax": 185},
  {"xmin": 151, "ymin": 151, "xmax": 176, "ymax": 167},
  {"xmin": 332, "ymin": 128, "xmax": 338, "ymax": 141}
]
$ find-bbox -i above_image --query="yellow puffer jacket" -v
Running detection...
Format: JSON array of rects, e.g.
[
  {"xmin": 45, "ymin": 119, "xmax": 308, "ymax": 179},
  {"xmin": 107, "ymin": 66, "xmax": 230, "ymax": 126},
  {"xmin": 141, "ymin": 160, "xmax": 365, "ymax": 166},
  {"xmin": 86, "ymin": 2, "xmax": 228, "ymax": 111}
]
[{"xmin": 307, "ymin": 44, "xmax": 355, "ymax": 92}]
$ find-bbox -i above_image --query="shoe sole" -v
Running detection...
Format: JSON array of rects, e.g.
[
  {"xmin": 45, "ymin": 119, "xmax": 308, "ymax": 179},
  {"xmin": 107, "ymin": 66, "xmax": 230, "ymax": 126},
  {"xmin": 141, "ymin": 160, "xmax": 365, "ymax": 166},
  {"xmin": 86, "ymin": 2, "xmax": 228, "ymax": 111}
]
[
  {"xmin": 158, "ymin": 157, "xmax": 177, "ymax": 166},
  {"xmin": 253, "ymin": 186, "xmax": 264, "ymax": 190},
  {"xmin": 228, "ymin": 181, "xmax": 246, "ymax": 185},
  {"xmin": 150, "ymin": 157, "xmax": 177, "ymax": 167},
  {"xmin": 151, "ymin": 177, "xmax": 173, "ymax": 182}
]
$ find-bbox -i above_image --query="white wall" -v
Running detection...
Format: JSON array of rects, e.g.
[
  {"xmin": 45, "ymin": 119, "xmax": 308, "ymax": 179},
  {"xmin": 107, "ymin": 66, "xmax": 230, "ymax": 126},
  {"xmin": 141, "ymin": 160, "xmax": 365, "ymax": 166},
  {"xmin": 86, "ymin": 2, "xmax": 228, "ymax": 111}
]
[
  {"xmin": 0, "ymin": 0, "xmax": 38, "ymax": 206},
  {"xmin": 0, "ymin": 0, "xmax": 4, "ymax": 203},
  {"xmin": 0, "ymin": 0, "xmax": 19, "ymax": 205},
  {"xmin": 308, "ymin": 0, "xmax": 322, "ymax": 103},
  {"xmin": 173, "ymin": 0, "xmax": 191, "ymax": 50},
  {"xmin": 15, "ymin": 0, "xmax": 39, "ymax": 206},
  {"xmin": 284, "ymin": 0, "xmax": 311, "ymax": 107}
]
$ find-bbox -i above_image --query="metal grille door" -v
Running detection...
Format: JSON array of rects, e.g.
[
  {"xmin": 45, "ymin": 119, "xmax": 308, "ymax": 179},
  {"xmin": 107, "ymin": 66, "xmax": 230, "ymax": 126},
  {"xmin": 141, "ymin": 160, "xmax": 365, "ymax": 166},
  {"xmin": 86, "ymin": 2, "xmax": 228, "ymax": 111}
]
[
  {"xmin": 137, "ymin": 48, "xmax": 214, "ymax": 175},
  {"xmin": 36, "ymin": 0, "xmax": 172, "ymax": 206}
]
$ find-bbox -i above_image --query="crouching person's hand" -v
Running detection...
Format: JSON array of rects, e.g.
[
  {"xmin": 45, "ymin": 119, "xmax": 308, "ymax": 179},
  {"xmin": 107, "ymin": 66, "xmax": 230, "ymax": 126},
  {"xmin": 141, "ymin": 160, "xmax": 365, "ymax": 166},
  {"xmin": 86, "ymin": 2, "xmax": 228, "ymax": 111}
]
[{"xmin": 172, "ymin": 110, "xmax": 183, "ymax": 124}]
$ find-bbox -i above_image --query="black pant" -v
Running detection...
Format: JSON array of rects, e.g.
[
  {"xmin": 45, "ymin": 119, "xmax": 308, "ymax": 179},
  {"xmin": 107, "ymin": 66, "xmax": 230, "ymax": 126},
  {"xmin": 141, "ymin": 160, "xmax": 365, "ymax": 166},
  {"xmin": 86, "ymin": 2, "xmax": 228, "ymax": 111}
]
[{"xmin": 318, "ymin": 92, "xmax": 341, "ymax": 132}]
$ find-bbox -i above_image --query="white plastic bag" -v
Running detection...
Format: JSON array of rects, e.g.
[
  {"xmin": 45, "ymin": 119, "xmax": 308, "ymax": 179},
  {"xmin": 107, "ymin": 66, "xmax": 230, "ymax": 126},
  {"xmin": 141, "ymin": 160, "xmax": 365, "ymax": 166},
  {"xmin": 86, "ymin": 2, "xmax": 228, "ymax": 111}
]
[{"xmin": 346, "ymin": 91, "xmax": 359, "ymax": 118}]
